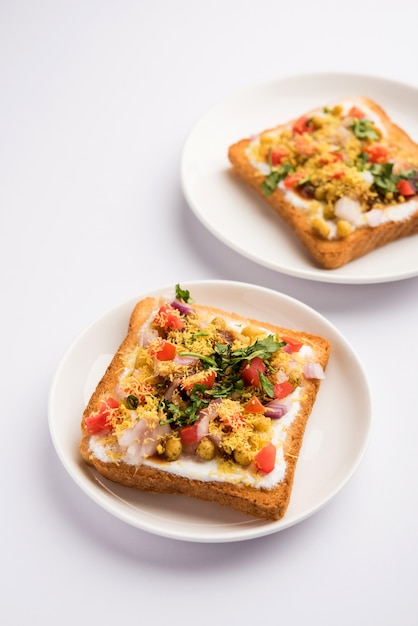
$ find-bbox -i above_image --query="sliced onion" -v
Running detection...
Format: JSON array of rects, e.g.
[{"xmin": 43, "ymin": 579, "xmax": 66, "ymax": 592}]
[
  {"xmin": 140, "ymin": 327, "xmax": 158, "ymax": 347},
  {"xmin": 196, "ymin": 398, "xmax": 222, "ymax": 441},
  {"xmin": 164, "ymin": 378, "xmax": 180, "ymax": 400},
  {"xmin": 274, "ymin": 369, "xmax": 289, "ymax": 383},
  {"xmin": 366, "ymin": 209, "xmax": 384, "ymax": 227},
  {"xmin": 171, "ymin": 299, "xmax": 194, "ymax": 315},
  {"xmin": 264, "ymin": 399, "xmax": 288, "ymax": 420},
  {"xmin": 117, "ymin": 418, "xmax": 148, "ymax": 447},
  {"xmin": 141, "ymin": 422, "xmax": 171, "ymax": 457},
  {"xmin": 334, "ymin": 196, "xmax": 362, "ymax": 224},
  {"xmin": 173, "ymin": 355, "xmax": 199, "ymax": 367},
  {"xmin": 304, "ymin": 362, "xmax": 325, "ymax": 379}
]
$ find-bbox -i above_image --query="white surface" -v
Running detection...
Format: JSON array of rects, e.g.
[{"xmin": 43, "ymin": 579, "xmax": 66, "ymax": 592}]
[
  {"xmin": 49, "ymin": 280, "xmax": 372, "ymax": 542},
  {"xmin": 181, "ymin": 73, "xmax": 418, "ymax": 284},
  {"xmin": 2, "ymin": 0, "xmax": 418, "ymax": 624}
]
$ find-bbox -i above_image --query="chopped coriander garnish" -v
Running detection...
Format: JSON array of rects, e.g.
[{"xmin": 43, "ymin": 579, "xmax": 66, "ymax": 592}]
[
  {"xmin": 261, "ymin": 163, "xmax": 295, "ymax": 196},
  {"xmin": 258, "ymin": 372, "xmax": 275, "ymax": 398},
  {"xmin": 175, "ymin": 284, "xmax": 193, "ymax": 303},
  {"xmin": 350, "ymin": 119, "xmax": 380, "ymax": 141},
  {"xmin": 369, "ymin": 162, "xmax": 399, "ymax": 194},
  {"xmin": 164, "ymin": 334, "xmax": 286, "ymax": 427}
]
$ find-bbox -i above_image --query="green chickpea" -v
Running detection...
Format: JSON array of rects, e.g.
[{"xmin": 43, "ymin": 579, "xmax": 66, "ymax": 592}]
[
  {"xmin": 165, "ymin": 436, "xmax": 182, "ymax": 461},
  {"xmin": 196, "ymin": 437, "xmax": 216, "ymax": 461},
  {"xmin": 233, "ymin": 448, "xmax": 253, "ymax": 467}
]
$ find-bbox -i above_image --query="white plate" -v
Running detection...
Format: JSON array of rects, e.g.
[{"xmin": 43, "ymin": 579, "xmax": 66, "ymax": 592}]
[
  {"xmin": 48, "ymin": 280, "xmax": 372, "ymax": 542},
  {"xmin": 181, "ymin": 72, "xmax": 418, "ymax": 284}
]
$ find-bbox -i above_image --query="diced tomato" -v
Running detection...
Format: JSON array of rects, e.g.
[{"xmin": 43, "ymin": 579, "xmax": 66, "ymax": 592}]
[
  {"xmin": 281, "ymin": 336, "xmax": 303, "ymax": 353},
  {"xmin": 274, "ymin": 381, "xmax": 294, "ymax": 400},
  {"xmin": 254, "ymin": 443, "xmax": 276, "ymax": 474},
  {"xmin": 319, "ymin": 151, "xmax": 344, "ymax": 166},
  {"xmin": 348, "ymin": 106, "xmax": 365, "ymax": 119},
  {"xmin": 397, "ymin": 179, "xmax": 416, "ymax": 197},
  {"xmin": 84, "ymin": 398, "xmax": 119, "ymax": 435},
  {"xmin": 149, "ymin": 338, "xmax": 177, "ymax": 361},
  {"xmin": 105, "ymin": 397, "xmax": 119, "ymax": 409},
  {"xmin": 220, "ymin": 411, "xmax": 245, "ymax": 429},
  {"xmin": 364, "ymin": 144, "xmax": 389, "ymax": 164},
  {"xmin": 331, "ymin": 170, "xmax": 345, "ymax": 180},
  {"xmin": 294, "ymin": 134, "xmax": 316, "ymax": 157},
  {"xmin": 153, "ymin": 304, "xmax": 185, "ymax": 330},
  {"xmin": 240, "ymin": 357, "xmax": 266, "ymax": 387},
  {"xmin": 283, "ymin": 171, "xmax": 308, "ymax": 189},
  {"xmin": 180, "ymin": 423, "xmax": 200, "ymax": 446},
  {"xmin": 292, "ymin": 115, "xmax": 314, "ymax": 135},
  {"xmin": 180, "ymin": 369, "xmax": 216, "ymax": 394},
  {"xmin": 84, "ymin": 412, "xmax": 110, "ymax": 435},
  {"xmin": 270, "ymin": 145, "xmax": 288, "ymax": 166},
  {"xmin": 244, "ymin": 396, "xmax": 265, "ymax": 414}
]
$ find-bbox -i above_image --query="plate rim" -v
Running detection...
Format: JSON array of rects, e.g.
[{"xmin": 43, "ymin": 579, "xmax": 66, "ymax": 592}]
[
  {"xmin": 48, "ymin": 279, "xmax": 373, "ymax": 542},
  {"xmin": 180, "ymin": 71, "xmax": 418, "ymax": 285}
]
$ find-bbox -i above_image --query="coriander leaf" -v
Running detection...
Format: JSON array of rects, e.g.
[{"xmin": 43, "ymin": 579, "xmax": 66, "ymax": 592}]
[
  {"xmin": 350, "ymin": 119, "xmax": 380, "ymax": 141},
  {"xmin": 398, "ymin": 168, "xmax": 418, "ymax": 180},
  {"xmin": 175, "ymin": 284, "xmax": 193, "ymax": 303},
  {"xmin": 261, "ymin": 163, "xmax": 294, "ymax": 196},
  {"xmin": 259, "ymin": 372, "xmax": 275, "ymax": 398},
  {"xmin": 369, "ymin": 162, "xmax": 399, "ymax": 194}
]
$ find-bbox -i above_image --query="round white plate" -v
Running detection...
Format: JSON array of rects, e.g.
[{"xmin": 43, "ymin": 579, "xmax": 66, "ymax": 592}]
[
  {"xmin": 48, "ymin": 280, "xmax": 372, "ymax": 543},
  {"xmin": 181, "ymin": 73, "xmax": 418, "ymax": 284}
]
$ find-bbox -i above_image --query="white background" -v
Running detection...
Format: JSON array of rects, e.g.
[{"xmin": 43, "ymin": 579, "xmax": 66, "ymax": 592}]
[{"xmin": 1, "ymin": 1, "xmax": 418, "ymax": 624}]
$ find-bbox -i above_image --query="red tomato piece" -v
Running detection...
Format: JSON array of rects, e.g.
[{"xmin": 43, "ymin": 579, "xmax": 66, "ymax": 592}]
[
  {"xmin": 348, "ymin": 106, "xmax": 365, "ymax": 119},
  {"xmin": 149, "ymin": 338, "xmax": 176, "ymax": 361},
  {"xmin": 240, "ymin": 357, "xmax": 266, "ymax": 387},
  {"xmin": 84, "ymin": 398, "xmax": 119, "ymax": 435},
  {"xmin": 292, "ymin": 115, "xmax": 314, "ymax": 135},
  {"xmin": 397, "ymin": 179, "xmax": 416, "ymax": 197},
  {"xmin": 364, "ymin": 144, "xmax": 389, "ymax": 164},
  {"xmin": 281, "ymin": 336, "xmax": 303, "ymax": 353},
  {"xmin": 181, "ymin": 369, "xmax": 216, "ymax": 394},
  {"xmin": 270, "ymin": 145, "xmax": 288, "ymax": 166},
  {"xmin": 84, "ymin": 412, "xmax": 111, "ymax": 435},
  {"xmin": 153, "ymin": 304, "xmax": 185, "ymax": 330},
  {"xmin": 254, "ymin": 443, "xmax": 276, "ymax": 474},
  {"xmin": 244, "ymin": 396, "xmax": 265, "ymax": 414},
  {"xmin": 274, "ymin": 381, "xmax": 294, "ymax": 400},
  {"xmin": 319, "ymin": 151, "xmax": 344, "ymax": 166},
  {"xmin": 156, "ymin": 340, "xmax": 176, "ymax": 361},
  {"xmin": 105, "ymin": 397, "xmax": 119, "ymax": 409},
  {"xmin": 283, "ymin": 171, "xmax": 308, "ymax": 189},
  {"xmin": 180, "ymin": 423, "xmax": 200, "ymax": 446},
  {"xmin": 220, "ymin": 411, "xmax": 245, "ymax": 429}
]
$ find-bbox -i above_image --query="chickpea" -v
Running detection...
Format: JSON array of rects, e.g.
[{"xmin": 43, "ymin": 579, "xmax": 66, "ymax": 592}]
[
  {"xmin": 323, "ymin": 204, "xmax": 335, "ymax": 220},
  {"xmin": 164, "ymin": 436, "xmax": 182, "ymax": 461},
  {"xmin": 311, "ymin": 115, "xmax": 324, "ymax": 129},
  {"xmin": 311, "ymin": 216, "xmax": 331, "ymax": 238},
  {"xmin": 336, "ymin": 220, "xmax": 352, "ymax": 238},
  {"xmin": 314, "ymin": 186, "xmax": 327, "ymax": 201},
  {"xmin": 233, "ymin": 448, "xmax": 253, "ymax": 467},
  {"xmin": 196, "ymin": 437, "xmax": 216, "ymax": 461}
]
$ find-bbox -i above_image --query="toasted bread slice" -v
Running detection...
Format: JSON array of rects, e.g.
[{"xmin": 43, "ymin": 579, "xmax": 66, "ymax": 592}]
[
  {"xmin": 80, "ymin": 287, "xmax": 330, "ymax": 521},
  {"xmin": 228, "ymin": 97, "xmax": 418, "ymax": 269}
]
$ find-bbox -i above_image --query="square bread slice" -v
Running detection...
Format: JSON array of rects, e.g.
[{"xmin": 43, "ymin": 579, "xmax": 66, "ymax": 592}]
[
  {"xmin": 228, "ymin": 97, "xmax": 418, "ymax": 269},
  {"xmin": 80, "ymin": 286, "xmax": 330, "ymax": 521}
]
